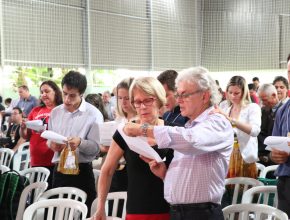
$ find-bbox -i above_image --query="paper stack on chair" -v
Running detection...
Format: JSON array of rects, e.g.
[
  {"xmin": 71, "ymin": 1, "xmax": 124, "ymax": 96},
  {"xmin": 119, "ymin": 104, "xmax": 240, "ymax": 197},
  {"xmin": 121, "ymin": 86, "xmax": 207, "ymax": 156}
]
[
  {"xmin": 25, "ymin": 120, "xmax": 46, "ymax": 132},
  {"xmin": 117, "ymin": 123, "xmax": 163, "ymax": 163},
  {"xmin": 41, "ymin": 130, "xmax": 67, "ymax": 144},
  {"xmin": 264, "ymin": 136, "xmax": 290, "ymax": 153},
  {"xmin": 96, "ymin": 121, "xmax": 118, "ymax": 146}
]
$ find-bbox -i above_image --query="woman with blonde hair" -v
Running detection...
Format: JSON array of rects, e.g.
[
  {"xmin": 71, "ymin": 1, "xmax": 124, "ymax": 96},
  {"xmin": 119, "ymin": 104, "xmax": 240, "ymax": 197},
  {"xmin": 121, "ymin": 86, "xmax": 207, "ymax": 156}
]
[
  {"xmin": 93, "ymin": 77, "xmax": 172, "ymax": 220},
  {"xmin": 213, "ymin": 75, "xmax": 261, "ymax": 178}
]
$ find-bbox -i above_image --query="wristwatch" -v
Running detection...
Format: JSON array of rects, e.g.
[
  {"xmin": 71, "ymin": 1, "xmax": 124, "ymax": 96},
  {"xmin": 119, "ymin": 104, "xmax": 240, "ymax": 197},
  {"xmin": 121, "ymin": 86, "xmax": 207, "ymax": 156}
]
[{"xmin": 140, "ymin": 123, "xmax": 149, "ymax": 137}]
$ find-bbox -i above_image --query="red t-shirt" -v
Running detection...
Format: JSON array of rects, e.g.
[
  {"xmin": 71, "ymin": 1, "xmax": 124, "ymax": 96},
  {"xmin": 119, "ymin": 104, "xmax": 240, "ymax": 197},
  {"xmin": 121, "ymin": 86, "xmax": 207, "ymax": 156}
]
[{"xmin": 28, "ymin": 106, "xmax": 54, "ymax": 166}]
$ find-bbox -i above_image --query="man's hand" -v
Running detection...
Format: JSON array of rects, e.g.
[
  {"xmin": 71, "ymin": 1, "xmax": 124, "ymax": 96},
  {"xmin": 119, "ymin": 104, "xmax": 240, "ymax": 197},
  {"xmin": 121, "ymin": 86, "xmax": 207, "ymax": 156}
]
[
  {"xmin": 140, "ymin": 155, "xmax": 167, "ymax": 180},
  {"xmin": 270, "ymin": 148, "xmax": 289, "ymax": 164},
  {"xmin": 67, "ymin": 137, "xmax": 81, "ymax": 150},
  {"xmin": 123, "ymin": 122, "xmax": 141, "ymax": 137}
]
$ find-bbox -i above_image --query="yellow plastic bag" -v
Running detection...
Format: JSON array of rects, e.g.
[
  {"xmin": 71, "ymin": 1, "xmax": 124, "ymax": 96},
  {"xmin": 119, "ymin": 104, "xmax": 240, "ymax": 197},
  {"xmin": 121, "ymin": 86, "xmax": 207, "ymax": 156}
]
[{"xmin": 57, "ymin": 145, "xmax": 79, "ymax": 175}]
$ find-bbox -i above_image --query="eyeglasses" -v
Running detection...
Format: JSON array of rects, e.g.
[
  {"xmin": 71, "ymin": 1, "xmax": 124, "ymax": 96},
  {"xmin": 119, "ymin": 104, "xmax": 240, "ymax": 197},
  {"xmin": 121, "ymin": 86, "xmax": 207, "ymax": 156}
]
[
  {"xmin": 133, "ymin": 98, "xmax": 156, "ymax": 108},
  {"xmin": 174, "ymin": 90, "xmax": 201, "ymax": 100}
]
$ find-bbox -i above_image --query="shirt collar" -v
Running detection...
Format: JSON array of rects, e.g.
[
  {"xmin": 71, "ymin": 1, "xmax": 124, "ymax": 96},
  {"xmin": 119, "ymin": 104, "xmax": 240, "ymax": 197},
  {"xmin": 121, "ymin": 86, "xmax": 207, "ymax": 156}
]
[
  {"xmin": 61, "ymin": 98, "xmax": 86, "ymax": 113},
  {"xmin": 185, "ymin": 106, "xmax": 214, "ymax": 127}
]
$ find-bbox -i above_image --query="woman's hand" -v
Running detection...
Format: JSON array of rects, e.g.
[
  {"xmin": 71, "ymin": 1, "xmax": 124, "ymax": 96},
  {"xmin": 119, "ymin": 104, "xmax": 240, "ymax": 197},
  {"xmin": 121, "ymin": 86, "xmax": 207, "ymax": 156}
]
[
  {"xmin": 140, "ymin": 155, "xmax": 167, "ymax": 180},
  {"xmin": 123, "ymin": 122, "xmax": 141, "ymax": 137}
]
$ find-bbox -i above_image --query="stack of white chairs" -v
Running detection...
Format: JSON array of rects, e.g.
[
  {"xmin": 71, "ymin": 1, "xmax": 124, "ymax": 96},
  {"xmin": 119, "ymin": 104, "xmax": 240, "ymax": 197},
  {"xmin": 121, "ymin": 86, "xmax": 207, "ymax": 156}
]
[
  {"xmin": 19, "ymin": 167, "xmax": 50, "ymax": 184},
  {"xmin": 39, "ymin": 187, "xmax": 87, "ymax": 203},
  {"xmin": 259, "ymin": 165, "xmax": 279, "ymax": 179}
]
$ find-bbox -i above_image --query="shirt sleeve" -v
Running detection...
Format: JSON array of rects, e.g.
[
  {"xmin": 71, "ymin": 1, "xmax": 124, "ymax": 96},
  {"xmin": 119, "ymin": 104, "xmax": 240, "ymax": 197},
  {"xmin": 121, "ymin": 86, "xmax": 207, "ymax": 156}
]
[
  {"xmin": 78, "ymin": 122, "xmax": 100, "ymax": 156},
  {"xmin": 154, "ymin": 113, "xmax": 234, "ymax": 155},
  {"xmin": 248, "ymin": 103, "xmax": 261, "ymax": 137}
]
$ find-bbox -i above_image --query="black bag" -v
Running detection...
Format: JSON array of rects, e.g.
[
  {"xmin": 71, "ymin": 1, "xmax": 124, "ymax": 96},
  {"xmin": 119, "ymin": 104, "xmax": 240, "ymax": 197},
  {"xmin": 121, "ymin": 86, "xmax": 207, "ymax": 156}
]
[{"xmin": 0, "ymin": 170, "xmax": 30, "ymax": 220}]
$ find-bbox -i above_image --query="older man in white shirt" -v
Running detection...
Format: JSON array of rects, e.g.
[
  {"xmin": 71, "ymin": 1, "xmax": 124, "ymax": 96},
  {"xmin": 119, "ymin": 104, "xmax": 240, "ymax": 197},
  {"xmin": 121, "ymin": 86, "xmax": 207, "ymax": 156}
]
[{"xmin": 124, "ymin": 67, "xmax": 234, "ymax": 220}]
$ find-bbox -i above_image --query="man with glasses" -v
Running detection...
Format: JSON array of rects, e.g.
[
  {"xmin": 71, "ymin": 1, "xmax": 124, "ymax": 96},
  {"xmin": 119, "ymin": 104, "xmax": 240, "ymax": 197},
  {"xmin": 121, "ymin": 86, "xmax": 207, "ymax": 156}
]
[
  {"xmin": 48, "ymin": 71, "xmax": 104, "ymax": 216},
  {"xmin": 124, "ymin": 67, "xmax": 234, "ymax": 220},
  {"xmin": 157, "ymin": 70, "xmax": 188, "ymax": 126}
]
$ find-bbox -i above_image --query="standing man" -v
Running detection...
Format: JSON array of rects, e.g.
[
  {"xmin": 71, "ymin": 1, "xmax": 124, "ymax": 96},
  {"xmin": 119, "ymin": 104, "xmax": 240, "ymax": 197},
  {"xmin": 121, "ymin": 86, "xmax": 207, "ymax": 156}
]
[
  {"xmin": 102, "ymin": 91, "xmax": 115, "ymax": 121},
  {"xmin": 257, "ymin": 84, "xmax": 281, "ymax": 166},
  {"xmin": 270, "ymin": 54, "xmax": 290, "ymax": 217},
  {"xmin": 252, "ymin": 77, "xmax": 260, "ymax": 92},
  {"xmin": 124, "ymin": 67, "xmax": 234, "ymax": 220},
  {"xmin": 48, "ymin": 71, "xmax": 104, "ymax": 216},
  {"xmin": 157, "ymin": 70, "xmax": 188, "ymax": 126},
  {"xmin": 16, "ymin": 85, "xmax": 38, "ymax": 117}
]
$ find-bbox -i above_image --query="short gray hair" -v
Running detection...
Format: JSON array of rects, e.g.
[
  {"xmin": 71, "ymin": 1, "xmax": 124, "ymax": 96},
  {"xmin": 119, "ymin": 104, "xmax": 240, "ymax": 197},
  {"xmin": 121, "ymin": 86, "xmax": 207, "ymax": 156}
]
[
  {"xmin": 176, "ymin": 66, "xmax": 221, "ymax": 106},
  {"xmin": 258, "ymin": 83, "xmax": 277, "ymax": 97}
]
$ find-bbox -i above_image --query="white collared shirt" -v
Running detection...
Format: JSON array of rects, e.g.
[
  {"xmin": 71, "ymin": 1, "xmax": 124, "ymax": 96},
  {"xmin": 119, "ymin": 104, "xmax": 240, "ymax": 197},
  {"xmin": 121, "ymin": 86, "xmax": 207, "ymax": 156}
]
[
  {"xmin": 154, "ymin": 106, "xmax": 234, "ymax": 204},
  {"xmin": 48, "ymin": 99, "xmax": 104, "ymax": 163}
]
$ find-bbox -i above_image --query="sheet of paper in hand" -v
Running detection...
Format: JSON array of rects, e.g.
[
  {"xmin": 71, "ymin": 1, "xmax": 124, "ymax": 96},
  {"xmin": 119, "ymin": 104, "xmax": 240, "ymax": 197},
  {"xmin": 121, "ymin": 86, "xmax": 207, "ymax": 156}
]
[
  {"xmin": 41, "ymin": 130, "xmax": 67, "ymax": 144},
  {"xmin": 25, "ymin": 120, "xmax": 46, "ymax": 132},
  {"xmin": 96, "ymin": 121, "xmax": 118, "ymax": 146},
  {"xmin": 264, "ymin": 136, "xmax": 290, "ymax": 153},
  {"xmin": 117, "ymin": 123, "xmax": 163, "ymax": 163}
]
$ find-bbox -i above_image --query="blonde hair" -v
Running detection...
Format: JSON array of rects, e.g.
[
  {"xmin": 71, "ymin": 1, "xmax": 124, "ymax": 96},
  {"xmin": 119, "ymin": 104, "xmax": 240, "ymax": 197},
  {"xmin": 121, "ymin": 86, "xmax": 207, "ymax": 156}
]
[
  {"xmin": 129, "ymin": 77, "xmax": 166, "ymax": 110},
  {"xmin": 226, "ymin": 75, "xmax": 251, "ymax": 106}
]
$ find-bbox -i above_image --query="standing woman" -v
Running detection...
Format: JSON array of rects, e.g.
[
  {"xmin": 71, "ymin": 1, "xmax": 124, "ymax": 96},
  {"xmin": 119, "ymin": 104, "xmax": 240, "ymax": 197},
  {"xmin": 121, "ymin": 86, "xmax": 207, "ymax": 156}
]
[
  {"xmin": 93, "ymin": 77, "xmax": 172, "ymax": 220},
  {"xmin": 20, "ymin": 80, "xmax": 62, "ymax": 188},
  {"xmin": 214, "ymin": 76, "xmax": 261, "ymax": 178}
]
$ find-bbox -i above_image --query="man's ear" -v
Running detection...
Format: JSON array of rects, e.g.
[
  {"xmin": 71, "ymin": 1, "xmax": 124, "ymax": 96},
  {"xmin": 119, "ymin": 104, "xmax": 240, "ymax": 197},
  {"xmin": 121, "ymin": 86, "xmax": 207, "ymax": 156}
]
[{"xmin": 203, "ymin": 90, "xmax": 211, "ymax": 103}]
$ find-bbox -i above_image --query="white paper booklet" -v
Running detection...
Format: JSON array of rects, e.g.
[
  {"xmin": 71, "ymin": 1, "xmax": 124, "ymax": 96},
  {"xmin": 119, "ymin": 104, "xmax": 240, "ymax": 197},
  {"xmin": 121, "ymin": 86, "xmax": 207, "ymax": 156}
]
[
  {"xmin": 25, "ymin": 120, "xmax": 46, "ymax": 132},
  {"xmin": 41, "ymin": 130, "xmax": 67, "ymax": 144},
  {"xmin": 96, "ymin": 121, "xmax": 119, "ymax": 146},
  {"xmin": 264, "ymin": 136, "xmax": 290, "ymax": 153},
  {"xmin": 117, "ymin": 123, "xmax": 163, "ymax": 163}
]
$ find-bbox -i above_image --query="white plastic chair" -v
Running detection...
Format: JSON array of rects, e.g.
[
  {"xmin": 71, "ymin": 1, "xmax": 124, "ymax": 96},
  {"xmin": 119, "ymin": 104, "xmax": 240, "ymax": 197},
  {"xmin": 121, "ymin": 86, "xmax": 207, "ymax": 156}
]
[
  {"xmin": 223, "ymin": 203, "xmax": 288, "ymax": 220},
  {"xmin": 259, "ymin": 165, "xmax": 279, "ymax": 178},
  {"xmin": 93, "ymin": 168, "xmax": 101, "ymax": 190},
  {"xmin": 91, "ymin": 191, "xmax": 127, "ymax": 219},
  {"xmin": 0, "ymin": 148, "xmax": 14, "ymax": 167},
  {"xmin": 13, "ymin": 142, "xmax": 30, "ymax": 171},
  {"xmin": 16, "ymin": 182, "xmax": 48, "ymax": 220},
  {"xmin": 255, "ymin": 162, "xmax": 265, "ymax": 176},
  {"xmin": 23, "ymin": 198, "xmax": 88, "ymax": 220},
  {"xmin": 39, "ymin": 187, "xmax": 87, "ymax": 203},
  {"xmin": 0, "ymin": 164, "xmax": 10, "ymax": 173},
  {"xmin": 19, "ymin": 167, "xmax": 50, "ymax": 184},
  {"xmin": 241, "ymin": 185, "xmax": 278, "ymax": 207},
  {"xmin": 224, "ymin": 177, "xmax": 264, "ymax": 205}
]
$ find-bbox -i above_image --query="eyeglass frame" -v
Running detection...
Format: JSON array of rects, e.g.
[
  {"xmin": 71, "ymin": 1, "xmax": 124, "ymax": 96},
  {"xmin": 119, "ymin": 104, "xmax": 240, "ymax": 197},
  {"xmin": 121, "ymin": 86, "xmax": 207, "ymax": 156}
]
[
  {"xmin": 174, "ymin": 90, "xmax": 202, "ymax": 100},
  {"xmin": 132, "ymin": 97, "xmax": 156, "ymax": 108}
]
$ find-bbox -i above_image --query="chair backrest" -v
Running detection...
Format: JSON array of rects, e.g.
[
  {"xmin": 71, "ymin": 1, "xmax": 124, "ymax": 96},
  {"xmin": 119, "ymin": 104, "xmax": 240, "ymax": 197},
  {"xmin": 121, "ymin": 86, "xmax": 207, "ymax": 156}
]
[
  {"xmin": 13, "ymin": 142, "xmax": 30, "ymax": 171},
  {"xmin": 91, "ymin": 191, "xmax": 127, "ymax": 220},
  {"xmin": 0, "ymin": 148, "xmax": 14, "ymax": 167},
  {"xmin": 93, "ymin": 169, "xmax": 100, "ymax": 189},
  {"xmin": 23, "ymin": 198, "xmax": 88, "ymax": 220},
  {"xmin": 39, "ymin": 187, "xmax": 87, "ymax": 203},
  {"xmin": 19, "ymin": 167, "xmax": 50, "ymax": 184},
  {"xmin": 0, "ymin": 164, "xmax": 10, "ymax": 173},
  {"xmin": 259, "ymin": 165, "xmax": 279, "ymax": 178},
  {"xmin": 255, "ymin": 162, "xmax": 265, "ymax": 176},
  {"xmin": 223, "ymin": 203, "xmax": 288, "ymax": 220},
  {"xmin": 224, "ymin": 177, "xmax": 264, "ymax": 205},
  {"xmin": 241, "ymin": 185, "xmax": 277, "ymax": 207},
  {"xmin": 16, "ymin": 182, "xmax": 48, "ymax": 220}
]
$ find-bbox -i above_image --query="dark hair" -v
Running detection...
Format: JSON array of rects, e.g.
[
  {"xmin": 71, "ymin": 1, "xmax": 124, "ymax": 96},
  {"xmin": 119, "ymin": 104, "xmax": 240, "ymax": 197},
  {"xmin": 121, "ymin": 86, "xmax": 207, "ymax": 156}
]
[
  {"xmin": 85, "ymin": 93, "xmax": 109, "ymax": 121},
  {"xmin": 248, "ymin": 83, "xmax": 256, "ymax": 91},
  {"xmin": 18, "ymin": 85, "xmax": 29, "ymax": 91},
  {"xmin": 40, "ymin": 80, "xmax": 63, "ymax": 107},
  {"xmin": 287, "ymin": 54, "xmax": 290, "ymax": 63},
  {"xmin": 273, "ymin": 76, "xmax": 289, "ymax": 89},
  {"xmin": 12, "ymin": 107, "xmax": 23, "ymax": 114},
  {"xmin": 0, "ymin": 96, "xmax": 2, "ymax": 103},
  {"xmin": 4, "ymin": 98, "xmax": 12, "ymax": 105},
  {"xmin": 61, "ymin": 71, "xmax": 87, "ymax": 94},
  {"xmin": 157, "ymin": 70, "xmax": 178, "ymax": 91},
  {"xmin": 252, "ymin": 77, "xmax": 259, "ymax": 82}
]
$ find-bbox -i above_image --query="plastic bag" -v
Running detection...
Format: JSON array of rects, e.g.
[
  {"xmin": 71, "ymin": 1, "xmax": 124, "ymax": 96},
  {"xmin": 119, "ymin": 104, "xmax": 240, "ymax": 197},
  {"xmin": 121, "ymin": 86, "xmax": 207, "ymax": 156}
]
[{"xmin": 57, "ymin": 145, "xmax": 79, "ymax": 175}]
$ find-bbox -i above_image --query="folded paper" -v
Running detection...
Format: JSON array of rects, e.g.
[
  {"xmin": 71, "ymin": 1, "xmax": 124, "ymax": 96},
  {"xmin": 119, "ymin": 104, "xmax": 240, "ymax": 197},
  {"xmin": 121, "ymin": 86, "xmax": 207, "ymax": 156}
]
[
  {"xmin": 41, "ymin": 130, "xmax": 67, "ymax": 144},
  {"xmin": 25, "ymin": 120, "xmax": 46, "ymax": 132},
  {"xmin": 264, "ymin": 136, "xmax": 290, "ymax": 153}
]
